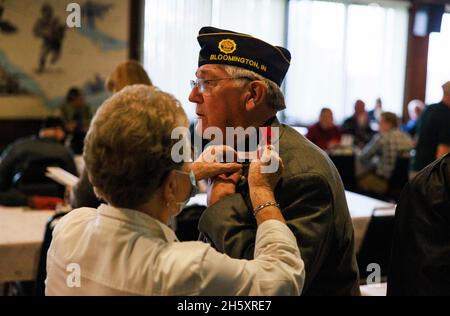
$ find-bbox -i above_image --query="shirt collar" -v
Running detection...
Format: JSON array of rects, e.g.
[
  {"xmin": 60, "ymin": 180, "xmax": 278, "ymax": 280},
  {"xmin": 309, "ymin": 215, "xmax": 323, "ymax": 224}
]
[{"xmin": 97, "ymin": 204, "xmax": 178, "ymax": 243}]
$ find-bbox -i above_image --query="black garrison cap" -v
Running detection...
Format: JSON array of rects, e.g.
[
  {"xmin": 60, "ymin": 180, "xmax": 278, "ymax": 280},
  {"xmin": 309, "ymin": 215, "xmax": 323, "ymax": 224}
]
[{"xmin": 197, "ymin": 26, "xmax": 291, "ymax": 86}]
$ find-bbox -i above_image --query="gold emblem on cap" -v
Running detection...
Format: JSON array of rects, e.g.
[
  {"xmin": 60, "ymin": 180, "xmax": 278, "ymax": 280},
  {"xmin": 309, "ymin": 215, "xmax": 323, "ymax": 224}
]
[{"xmin": 218, "ymin": 39, "xmax": 237, "ymax": 54}]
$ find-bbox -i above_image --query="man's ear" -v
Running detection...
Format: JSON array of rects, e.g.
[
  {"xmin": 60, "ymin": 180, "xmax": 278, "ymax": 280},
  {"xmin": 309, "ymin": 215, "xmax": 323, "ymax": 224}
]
[{"xmin": 245, "ymin": 81, "xmax": 267, "ymax": 112}]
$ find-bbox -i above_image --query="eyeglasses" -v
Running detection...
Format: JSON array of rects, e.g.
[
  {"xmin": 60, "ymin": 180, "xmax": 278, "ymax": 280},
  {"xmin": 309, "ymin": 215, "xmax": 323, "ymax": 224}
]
[{"xmin": 190, "ymin": 77, "xmax": 252, "ymax": 93}]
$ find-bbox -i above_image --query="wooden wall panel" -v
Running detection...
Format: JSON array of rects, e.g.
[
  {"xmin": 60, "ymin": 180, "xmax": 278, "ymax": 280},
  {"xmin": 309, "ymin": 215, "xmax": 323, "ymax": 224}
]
[
  {"xmin": 403, "ymin": 3, "xmax": 430, "ymax": 122},
  {"xmin": 0, "ymin": 119, "xmax": 42, "ymax": 152}
]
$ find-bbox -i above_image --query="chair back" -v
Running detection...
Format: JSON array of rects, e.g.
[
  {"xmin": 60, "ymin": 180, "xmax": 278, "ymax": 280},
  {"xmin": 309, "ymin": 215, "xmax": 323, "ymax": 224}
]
[
  {"xmin": 34, "ymin": 211, "xmax": 69, "ymax": 296},
  {"xmin": 357, "ymin": 207, "xmax": 396, "ymax": 283},
  {"xmin": 329, "ymin": 154, "xmax": 356, "ymax": 191},
  {"xmin": 387, "ymin": 156, "xmax": 410, "ymax": 201},
  {"xmin": 13, "ymin": 157, "xmax": 67, "ymax": 198}
]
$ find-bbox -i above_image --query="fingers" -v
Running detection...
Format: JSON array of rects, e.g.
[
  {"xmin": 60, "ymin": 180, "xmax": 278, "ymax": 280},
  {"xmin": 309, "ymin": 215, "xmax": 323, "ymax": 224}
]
[
  {"xmin": 258, "ymin": 145, "xmax": 281, "ymax": 167},
  {"xmin": 193, "ymin": 161, "xmax": 242, "ymax": 180},
  {"xmin": 215, "ymin": 169, "xmax": 242, "ymax": 184},
  {"xmin": 249, "ymin": 145, "xmax": 283, "ymax": 185},
  {"xmin": 204, "ymin": 162, "xmax": 242, "ymax": 179},
  {"xmin": 228, "ymin": 170, "xmax": 243, "ymax": 184},
  {"xmin": 197, "ymin": 145, "xmax": 238, "ymax": 163},
  {"xmin": 214, "ymin": 163, "xmax": 242, "ymax": 174},
  {"xmin": 277, "ymin": 156, "xmax": 285, "ymax": 175},
  {"xmin": 259, "ymin": 147, "xmax": 269, "ymax": 164}
]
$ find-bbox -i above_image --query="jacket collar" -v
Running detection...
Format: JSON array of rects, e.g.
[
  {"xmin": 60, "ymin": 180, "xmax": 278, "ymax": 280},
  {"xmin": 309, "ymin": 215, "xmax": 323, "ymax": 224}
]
[{"xmin": 262, "ymin": 116, "xmax": 284, "ymax": 146}]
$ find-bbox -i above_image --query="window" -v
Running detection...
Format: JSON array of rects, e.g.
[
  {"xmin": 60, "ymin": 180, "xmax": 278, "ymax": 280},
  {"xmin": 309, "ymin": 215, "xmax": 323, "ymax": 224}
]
[
  {"xmin": 285, "ymin": 0, "xmax": 346, "ymax": 124},
  {"xmin": 285, "ymin": 0, "xmax": 408, "ymax": 125},
  {"xmin": 143, "ymin": 0, "xmax": 212, "ymax": 120},
  {"xmin": 143, "ymin": 0, "xmax": 409, "ymax": 124},
  {"xmin": 143, "ymin": 0, "xmax": 285, "ymax": 120},
  {"xmin": 211, "ymin": 0, "xmax": 286, "ymax": 46},
  {"xmin": 426, "ymin": 13, "xmax": 450, "ymax": 104}
]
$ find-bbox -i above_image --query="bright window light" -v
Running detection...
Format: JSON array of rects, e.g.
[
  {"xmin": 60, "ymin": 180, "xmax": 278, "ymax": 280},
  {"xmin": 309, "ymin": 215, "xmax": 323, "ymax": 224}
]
[{"xmin": 426, "ymin": 13, "xmax": 450, "ymax": 104}]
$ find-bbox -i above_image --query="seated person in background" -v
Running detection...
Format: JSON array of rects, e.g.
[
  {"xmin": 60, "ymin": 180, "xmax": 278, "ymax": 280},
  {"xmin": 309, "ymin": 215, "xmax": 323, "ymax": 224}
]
[
  {"xmin": 0, "ymin": 117, "xmax": 77, "ymax": 207},
  {"xmin": 57, "ymin": 87, "xmax": 92, "ymax": 154},
  {"xmin": 368, "ymin": 97, "xmax": 383, "ymax": 126},
  {"xmin": 45, "ymin": 85, "xmax": 305, "ymax": 296},
  {"xmin": 306, "ymin": 107, "xmax": 341, "ymax": 151},
  {"xmin": 401, "ymin": 99, "xmax": 425, "ymax": 138},
  {"xmin": 388, "ymin": 153, "xmax": 450, "ymax": 295},
  {"xmin": 342, "ymin": 100, "xmax": 375, "ymax": 148},
  {"xmin": 71, "ymin": 60, "xmax": 153, "ymax": 209},
  {"xmin": 412, "ymin": 81, "xmax": 450, "ymax": 173},
  {"xmin": 104, "ymin": 60, "xmax": 153, "ymax": 93},
  {"xmin": 357, "ymin": 112, "xmax": 413, "ymax": 195}
]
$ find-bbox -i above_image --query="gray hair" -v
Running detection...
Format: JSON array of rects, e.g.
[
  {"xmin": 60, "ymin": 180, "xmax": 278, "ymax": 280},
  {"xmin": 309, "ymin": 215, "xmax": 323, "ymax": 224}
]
[
  {"xmin": 222, "ymin": 65, "xmax": 286, "ymax": 111},
  {"xmin": 84, "ymin": 84, "xmax": 188, "ymax": 208}
]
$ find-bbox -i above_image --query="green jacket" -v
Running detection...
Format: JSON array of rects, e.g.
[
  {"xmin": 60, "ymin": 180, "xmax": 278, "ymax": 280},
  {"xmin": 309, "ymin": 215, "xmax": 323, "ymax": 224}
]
[
  {"xmin": 60, "ymin": 103, "xmax": 92, "ymax": 130},
  {"xmin": 198, "ymin": 118, "xmax": 360, "ymax": 296}
]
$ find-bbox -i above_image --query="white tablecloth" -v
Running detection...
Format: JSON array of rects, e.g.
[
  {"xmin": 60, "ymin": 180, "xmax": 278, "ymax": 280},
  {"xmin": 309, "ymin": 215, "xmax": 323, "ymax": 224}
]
[
  {"xmin": 345, "ymin": 191, "xmax": 395, "ymax": 252},
  {"xmin": 0, "ymin": 191, "xmax": 393, "ymax": 284},
  {"xmin": 74, "ymin": 155, "xmax": 85, "ymax": 176},
  {"xmin": 188, "ymin": 191, "xmax": 395, "ymax": 252},
  {"xmin": 0, "ymin": 207, "xmax": 54, "ymax": 283},
  {"xmin": 360, "ymin": 283, "xmax": 388, "ymax": 296}
]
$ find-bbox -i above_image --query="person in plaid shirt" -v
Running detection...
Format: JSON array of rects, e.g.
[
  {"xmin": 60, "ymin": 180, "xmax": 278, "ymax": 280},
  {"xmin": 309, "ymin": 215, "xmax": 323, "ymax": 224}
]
[{"xmin": 357, "ymin": 112, "xmax": 413, "ymax": 195}]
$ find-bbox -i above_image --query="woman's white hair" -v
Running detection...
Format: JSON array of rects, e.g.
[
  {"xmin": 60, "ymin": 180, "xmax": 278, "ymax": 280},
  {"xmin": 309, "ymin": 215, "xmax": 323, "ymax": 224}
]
[{"xmin": 84, "ymin": 84, "xmax": 188, "ymax": 208}]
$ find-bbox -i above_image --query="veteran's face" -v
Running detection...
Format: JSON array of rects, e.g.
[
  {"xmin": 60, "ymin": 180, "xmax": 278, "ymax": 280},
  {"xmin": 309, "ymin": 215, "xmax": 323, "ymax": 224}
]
[{"xmin": 189, "ymin": 64, "xmax": 247, "ymax": 139}]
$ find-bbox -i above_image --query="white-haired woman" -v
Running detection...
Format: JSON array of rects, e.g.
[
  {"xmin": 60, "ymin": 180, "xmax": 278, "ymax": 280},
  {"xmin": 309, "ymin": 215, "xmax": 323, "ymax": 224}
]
[{"xmin": 45, "ymin": 85, "xmax": 304, "ymax": 295}]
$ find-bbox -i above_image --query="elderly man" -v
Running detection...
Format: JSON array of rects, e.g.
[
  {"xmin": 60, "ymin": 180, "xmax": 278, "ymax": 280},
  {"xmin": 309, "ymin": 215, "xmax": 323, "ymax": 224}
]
[
  {"xmin": 357, "ymin": 112, "xmax": 413, "ymax": 195},
  {"xmin": 368, "ymin": 97, "xmax": 383, "ymax": 125},
  {"xmin": 306, "ymin": 107, "xmax": 342, "ymax": 151},
  {"xmin": 190, "ymin": 27, "xmax": 359, "ymax": 295},
  {"xmin": 342, "ymin": 100, "xmax": 375, "ymax": 148},
  {"xmin": 401, "ymin": 99, "xmax": 425, "ymax": 138},
  {"xmin": 412, "ymin": 81, "xmax": 450, "ymax": 172}
]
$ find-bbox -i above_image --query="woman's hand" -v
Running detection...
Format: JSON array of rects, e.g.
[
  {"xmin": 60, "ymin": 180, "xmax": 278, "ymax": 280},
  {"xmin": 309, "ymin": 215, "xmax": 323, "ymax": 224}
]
[
  {"xmin": 192, "ymin": 145, "xmax": 242, "ymax": 181},
  {"xmin": 247, "ymin": 146, "xmax": 285, "ymax": 224},
  {"xmin": 248, "ymin": 145, "xmax": 284, "ymax": 192},
  {"xmin": 207, "ymin": 170, "xmax": 242, "ymax": 206},
  {"xmin": 248, "ymin": 146, "xmax": 284, "ymax": 210}
]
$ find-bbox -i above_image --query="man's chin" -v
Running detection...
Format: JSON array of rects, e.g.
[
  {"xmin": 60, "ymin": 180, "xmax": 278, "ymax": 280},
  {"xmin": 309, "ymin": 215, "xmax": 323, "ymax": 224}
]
[
  {"xmin": 195, "ymin": 120, "xmax": 228, "ymax": 143},
  {"xmin": 195, "ymin": 119, "xmax": 206, "ymax": 137}
]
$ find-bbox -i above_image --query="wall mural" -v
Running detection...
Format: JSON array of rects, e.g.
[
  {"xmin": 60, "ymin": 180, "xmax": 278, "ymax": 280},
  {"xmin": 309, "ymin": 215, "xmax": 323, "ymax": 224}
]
[{"xmin": 0, "ymin": 0, "xmax": 128, "ymax": 111}]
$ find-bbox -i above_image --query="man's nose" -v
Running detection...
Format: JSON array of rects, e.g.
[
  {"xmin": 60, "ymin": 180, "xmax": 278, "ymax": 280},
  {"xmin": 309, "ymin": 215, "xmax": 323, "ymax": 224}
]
[{"xmin": 189, "ymin": 86, "xmax": 203, "ymax": 104}]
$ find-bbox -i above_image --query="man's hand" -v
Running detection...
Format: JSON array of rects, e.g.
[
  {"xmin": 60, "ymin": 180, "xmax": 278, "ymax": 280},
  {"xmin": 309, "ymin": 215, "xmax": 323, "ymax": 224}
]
[
  {"xmin": 192, "ymin": 145, "xmax": 242, "ymax": 181},
  {"xmin": 207, "ymin": 170, "xmax": 242, "ymax": 206}
]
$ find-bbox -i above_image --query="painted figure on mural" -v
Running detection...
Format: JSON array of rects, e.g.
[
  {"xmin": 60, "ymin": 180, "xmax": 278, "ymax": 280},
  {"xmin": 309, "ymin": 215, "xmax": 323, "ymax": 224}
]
[
  {"xmin": 0, "ymin": 0, "xmax": 17, "ymax": 34},
  {"xmin": 82, "ymin": 0, "xmax": 112, "ymax": 30},
  {"xmin": 33, "ymin": 3, "xmax": 66, "ymax": 73}
]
